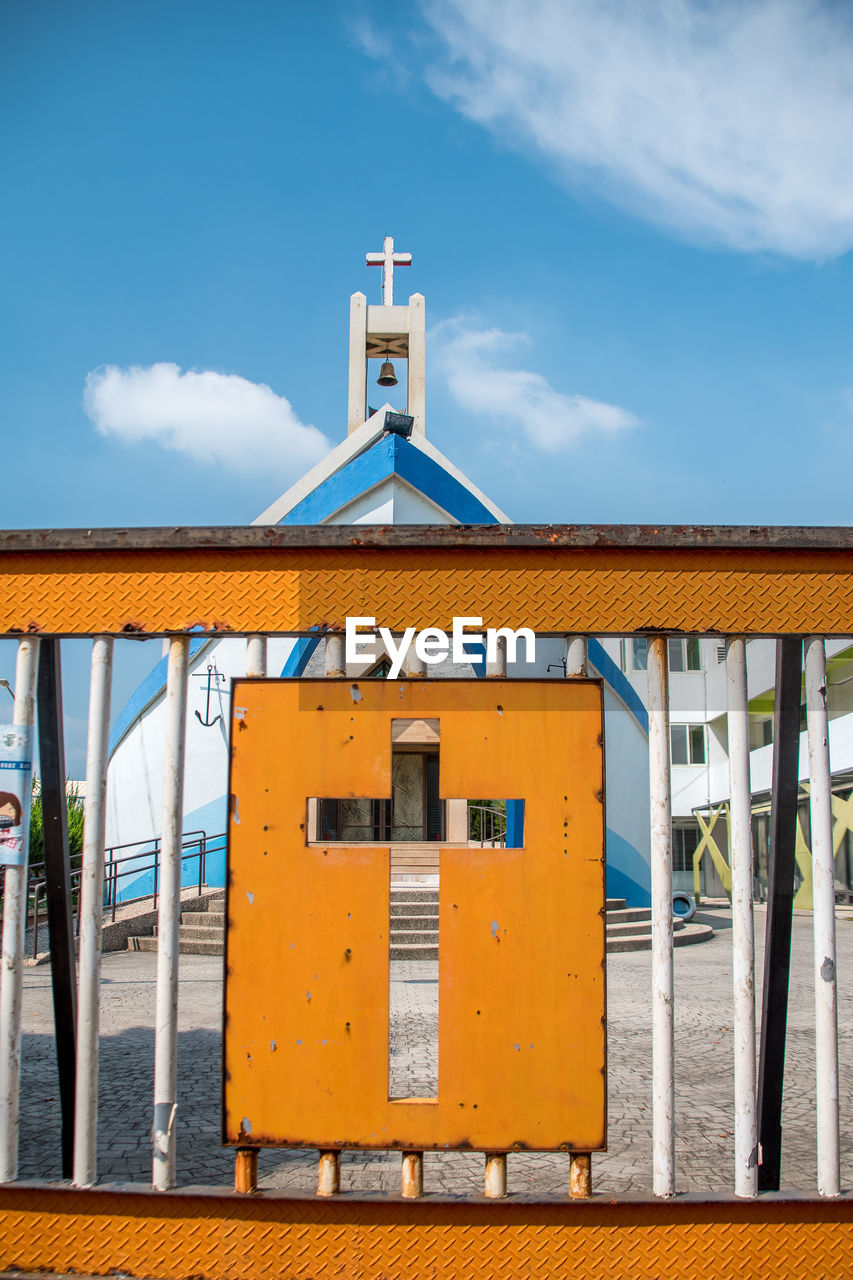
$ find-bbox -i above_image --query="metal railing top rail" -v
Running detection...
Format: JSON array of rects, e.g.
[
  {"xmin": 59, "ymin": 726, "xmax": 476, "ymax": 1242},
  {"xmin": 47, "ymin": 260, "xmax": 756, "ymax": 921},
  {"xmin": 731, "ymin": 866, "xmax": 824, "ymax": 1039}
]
[
  {"xmin": 2, "ymin": 523, "xmax": 853, "ymax": 638},
  {"xmin": 0, "ymin": 523, "xmax": 853, "ymax": 550},
  {"xmin": 25, "ymin": 829, "xmax": 211, "ymax": 883}
]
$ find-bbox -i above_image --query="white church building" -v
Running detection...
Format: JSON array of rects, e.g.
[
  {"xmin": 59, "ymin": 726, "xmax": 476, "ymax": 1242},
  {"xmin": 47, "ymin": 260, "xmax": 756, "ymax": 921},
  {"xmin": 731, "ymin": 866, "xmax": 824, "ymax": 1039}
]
[{"xmin": 105, "ymin": 239, "xmax": 654, "ymax": 908}]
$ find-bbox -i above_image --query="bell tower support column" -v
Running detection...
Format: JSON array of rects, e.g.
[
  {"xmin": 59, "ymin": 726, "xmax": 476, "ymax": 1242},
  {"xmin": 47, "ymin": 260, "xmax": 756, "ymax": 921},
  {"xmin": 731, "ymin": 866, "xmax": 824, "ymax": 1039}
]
[
  {"xmin": 347, "ymin": 292, "xmax": 368, "ymax": 436},
  {"xmin": 408, "ymin": 293, "xmax": 426, "ymax": 436}
]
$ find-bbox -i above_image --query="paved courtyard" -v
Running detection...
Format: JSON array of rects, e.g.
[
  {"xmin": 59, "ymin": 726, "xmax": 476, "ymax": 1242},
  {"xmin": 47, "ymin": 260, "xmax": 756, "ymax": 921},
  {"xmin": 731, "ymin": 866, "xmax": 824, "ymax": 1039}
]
[{"xmin": 14, "ymin": 905, "xmax": 853, "ymax": 1196}]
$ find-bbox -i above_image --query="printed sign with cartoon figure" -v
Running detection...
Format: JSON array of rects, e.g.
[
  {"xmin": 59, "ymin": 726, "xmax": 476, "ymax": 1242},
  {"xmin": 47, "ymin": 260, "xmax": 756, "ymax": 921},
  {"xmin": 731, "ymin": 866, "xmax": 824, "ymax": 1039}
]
[{"xmin": 0, "ymin": 726, "xmax": 33, "ymax": 868}]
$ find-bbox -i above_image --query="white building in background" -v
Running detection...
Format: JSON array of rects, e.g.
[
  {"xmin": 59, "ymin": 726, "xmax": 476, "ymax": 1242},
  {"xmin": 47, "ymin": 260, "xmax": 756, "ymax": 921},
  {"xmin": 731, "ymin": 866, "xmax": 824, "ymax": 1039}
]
[
  {"xmin": 105, "ymin": 241, "xmax": 654, "ymax": 908},
  {"xmin": 595, "ymin": 635, "xmax": 853, "ymax": 906}
]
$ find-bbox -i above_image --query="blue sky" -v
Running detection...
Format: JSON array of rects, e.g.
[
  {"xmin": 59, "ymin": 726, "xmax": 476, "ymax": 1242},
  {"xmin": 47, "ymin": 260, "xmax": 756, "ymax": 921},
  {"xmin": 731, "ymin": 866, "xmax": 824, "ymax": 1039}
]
[
  {"xmin": 4, "ymin": 0, "xmax": 853, "ymax": 534},
  {"xmin": 3, "ymin": 0, "xmax": 853, "ymax": 769}
]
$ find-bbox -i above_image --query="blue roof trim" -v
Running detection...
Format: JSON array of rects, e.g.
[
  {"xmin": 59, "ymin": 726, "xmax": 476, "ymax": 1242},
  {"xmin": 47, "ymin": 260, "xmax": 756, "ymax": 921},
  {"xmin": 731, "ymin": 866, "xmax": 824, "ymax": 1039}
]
[
  {"xmin": 109, "ymin": 637, "xmax": 208, "ymax": 757},
  {"xmin": 281, "ymin": 632, "xmax": 322, "ymax": 676},
  {"xmin": 109, "ymin": 436, "xmax": 503, "ymax": 756},
  {"xmin": 280, "ymin": 434, "xmax": 501, "ymax": 526},
  {"xmin": 588, "ymin": 637, "xmax": 649, "ymax": 735},
  {"xmin": 467, "ymin": 640, "xmax": 487, "ymax": 677},
  {"xmin": 389, "ymin": 436, "xmax": 501, "ymax": 525}
]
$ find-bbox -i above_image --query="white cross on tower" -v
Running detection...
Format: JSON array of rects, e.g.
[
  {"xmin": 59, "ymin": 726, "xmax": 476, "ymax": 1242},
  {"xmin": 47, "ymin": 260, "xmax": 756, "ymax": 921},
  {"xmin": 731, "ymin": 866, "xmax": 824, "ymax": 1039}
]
[{"xmin": 366, "ymin": 235, "xmax": 412, "ymax": 307}]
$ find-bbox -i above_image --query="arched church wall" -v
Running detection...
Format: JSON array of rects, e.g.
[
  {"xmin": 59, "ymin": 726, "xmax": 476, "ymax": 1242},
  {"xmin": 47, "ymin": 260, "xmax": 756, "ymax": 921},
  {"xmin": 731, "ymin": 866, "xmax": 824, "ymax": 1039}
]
[
  {"xmin": 105, "ymin": 634, "xmax": 304, "ymax": 900},
  {"xmin": 106, "ymin": 626, "xmax": 652, "ymax": 908}
]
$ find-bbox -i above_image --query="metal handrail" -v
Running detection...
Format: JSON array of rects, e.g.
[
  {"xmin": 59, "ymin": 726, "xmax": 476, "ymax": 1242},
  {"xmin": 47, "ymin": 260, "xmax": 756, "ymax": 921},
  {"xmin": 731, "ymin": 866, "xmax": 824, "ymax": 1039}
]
[
  {"xmin": 467, "ymin": 804, "xmax": 506, "ymax": 847},
  {"xmin": 26, "ymin": 829, "xmax": 226, "ymax": 958}
]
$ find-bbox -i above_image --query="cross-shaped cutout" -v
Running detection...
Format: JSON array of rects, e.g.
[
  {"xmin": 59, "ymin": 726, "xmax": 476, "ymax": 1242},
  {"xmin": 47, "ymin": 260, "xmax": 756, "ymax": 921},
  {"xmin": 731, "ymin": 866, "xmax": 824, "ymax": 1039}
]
[{"xmin": 310, "ymin": 718, "xmax": 524, "ymax": 1100}]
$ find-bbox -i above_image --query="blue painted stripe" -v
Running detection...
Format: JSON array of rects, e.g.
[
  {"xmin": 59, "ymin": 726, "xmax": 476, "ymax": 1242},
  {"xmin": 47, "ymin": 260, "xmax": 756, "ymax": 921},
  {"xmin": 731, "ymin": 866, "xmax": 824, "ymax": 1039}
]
[
  {"xmin": 605, "ymin": 827, "xmax": 652, "ymax": 907},
  {"xmin": 109, "ymin": 637, "xmax": 208, "ymax": 757},
  {"xmin": 389, "ymin": 436, "xmax": 501, "ymax": 525},
  {"xmin": 281, "ymin": 632, "xmax": 322, "ymax": 676},
  {"xmin": 505, "ymin": 799, "xmax": 524, "ymax": 848},
  {"xmin": 281, "ymin": 434, "xmax": 502, "ymax": 526},
  {"xmin": 467, "ymin": 640, "xmax": 487, "ymax": 678},
  {"xmin": 588, "ymin": 637, "xmax": 648, "ymax": 735}
]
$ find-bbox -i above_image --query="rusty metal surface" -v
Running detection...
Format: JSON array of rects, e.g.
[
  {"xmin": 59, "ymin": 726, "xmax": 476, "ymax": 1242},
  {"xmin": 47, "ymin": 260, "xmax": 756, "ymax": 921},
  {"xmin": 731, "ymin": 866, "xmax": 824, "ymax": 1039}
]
[
  {"xmin": 2, "ymin": 523, "xmax": 853, "ymax": 550},
  {"xmin": 0, "ymin": 1185, "xmax": 851, "ymax": 1280},
  {"xmin": 1, "ymin": 543, "xmax": 853, "ymax": 635},
  {"xmin": 223, "ymin": 679, "xmax": 606, "ymax": 1152}
]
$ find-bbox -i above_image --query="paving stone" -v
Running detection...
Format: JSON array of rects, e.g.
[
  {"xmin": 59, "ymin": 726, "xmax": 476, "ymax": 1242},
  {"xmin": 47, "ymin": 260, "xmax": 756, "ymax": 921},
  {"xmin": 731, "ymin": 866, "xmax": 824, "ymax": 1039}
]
[{"xmin": 13, "ymin": 906, "xmax": 853, "ymax": 1196}]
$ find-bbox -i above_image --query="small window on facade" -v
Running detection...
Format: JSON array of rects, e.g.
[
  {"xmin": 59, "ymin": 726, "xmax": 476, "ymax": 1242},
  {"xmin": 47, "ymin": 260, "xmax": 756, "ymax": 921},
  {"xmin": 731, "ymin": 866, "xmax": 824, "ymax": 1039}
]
[
  {"xmin": 670, "ymin": 723, "xmax": 706, "ymax": 765},
  {"xmin": 632, "ymin": 638, "xmax": 648, "ymax": 671},
  {"xmin": 668, "ymin": 638, "xmax": 701, "ymax": 672},
  {"xmin": 672, "ymin": 824, "xmax": 700, "ymax": 872}
]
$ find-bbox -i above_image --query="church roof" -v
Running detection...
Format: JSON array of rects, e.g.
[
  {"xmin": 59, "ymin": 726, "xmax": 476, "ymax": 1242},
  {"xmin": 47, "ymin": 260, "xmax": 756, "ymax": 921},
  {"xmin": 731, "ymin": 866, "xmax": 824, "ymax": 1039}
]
[{"xmin": 253, "ymin": 405, "xmax": 510, "ymax": 526}]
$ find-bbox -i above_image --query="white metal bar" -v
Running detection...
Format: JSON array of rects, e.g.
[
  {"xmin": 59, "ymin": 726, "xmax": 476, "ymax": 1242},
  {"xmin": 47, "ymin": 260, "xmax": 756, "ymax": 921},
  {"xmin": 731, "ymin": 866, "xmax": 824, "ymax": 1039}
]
[
  {"xmin": 324, "ymin": 634, "xmax": 345, "ymax": 678},
  {"xmin": 647, "ymin": 635, "xmax": 674, "ymax": 1197},
  {"xmin": 152, "ymin": 636, "xmax": 190, "ymax": 1190},
  {"xmin": 725, "ymin": 636, "xmax": 758, "ymax": 1197},
  {"xmin": 401, "ymin": 1150, "xmax": 424, "ymax": 1198},
  {"xmin": 569, "ymin": 1152, "xmax": 592, "ymax": 1198},
  {"xmin": 804, "ymin": 635, "xmax": 840, "ymax": 1197},
  {"xmin": 484, "ymin": 1153, "xmax": 507, "ymax": 1198},
  {"xmin": 486, "ymin": 635, "xmax": 507, "ymax": 678},
  {"xmin": 246, "ymin": 636, "xmax": 267, "ymax": 679},
  {"xmin": 565, "ymin": 636, "xmax": 588, "ymax": 677},
  {"xmin": 317, "ymin": 1150, "xmax": 340, "ymax": 1196},
  {"xmin": 0, "ymin": 637, "xmax": 40, "ymax": 1181},
  {"xmin": 72, "ymin": 636, "xmax": 114, "ymax": 1187}
]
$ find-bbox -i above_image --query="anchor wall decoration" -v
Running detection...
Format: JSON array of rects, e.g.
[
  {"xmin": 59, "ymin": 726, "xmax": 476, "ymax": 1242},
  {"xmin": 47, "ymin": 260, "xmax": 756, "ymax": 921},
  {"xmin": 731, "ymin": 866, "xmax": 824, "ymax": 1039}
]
[{"xmin": 193, "ymin": 660, "xmax": 226, "ymax": 728}]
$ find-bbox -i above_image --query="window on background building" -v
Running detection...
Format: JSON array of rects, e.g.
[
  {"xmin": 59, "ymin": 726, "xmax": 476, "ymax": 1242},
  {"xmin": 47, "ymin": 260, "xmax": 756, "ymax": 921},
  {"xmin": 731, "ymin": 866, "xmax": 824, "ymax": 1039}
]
[
  {"xmin": 668, "ymin": 638, "xmax": 701, "ymax": 672},
  {"xmin": 748, "ymin": 716, "xmax": 774, "ymax": 751},
  {"xmin": 623, "ymin": 637, "xmax": 701, "ymax": 673},
  {"xmin": 631, "ymin": 637, "xmax": 648, "ymax": 670},
  {"xmin": 670, "ymin": 723, "xmax": 706, "ymax": 765},
  {"xmin": 672, "ymin": 824, "xmax": 700, "ymax": 872}
]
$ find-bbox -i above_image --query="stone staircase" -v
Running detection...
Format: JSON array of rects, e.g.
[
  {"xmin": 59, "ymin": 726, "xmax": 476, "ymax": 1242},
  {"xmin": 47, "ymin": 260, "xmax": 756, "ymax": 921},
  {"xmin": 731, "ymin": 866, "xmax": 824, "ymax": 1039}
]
[
  {"xmin": 605, "ymin": 898, "xmax": 714, "ymax": 952},
  {"xmin": 390, "ymin": 886, "xmax": 439, "ymax": 960},
  {"xmin": 390, "ymin": 845, "xmax": 440, "ymax": 884},
  {"xmin": 127, "ymin": 892, "xmax": 226, "ymax": 955},
  {"xmin": 127, "ymin": 890, "xmax": 713, "ymax": 958},
  {"xmin": 388, "ymin": 891, "xmax": 714, "ymax": 960}
]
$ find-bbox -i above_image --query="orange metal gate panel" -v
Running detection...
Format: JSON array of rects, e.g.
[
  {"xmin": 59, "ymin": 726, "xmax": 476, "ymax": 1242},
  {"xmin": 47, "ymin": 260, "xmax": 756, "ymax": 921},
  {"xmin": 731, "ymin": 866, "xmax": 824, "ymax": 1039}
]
[{"xmin": 223, "ymin": 679, "xmax": 605, "ymax": 1152}]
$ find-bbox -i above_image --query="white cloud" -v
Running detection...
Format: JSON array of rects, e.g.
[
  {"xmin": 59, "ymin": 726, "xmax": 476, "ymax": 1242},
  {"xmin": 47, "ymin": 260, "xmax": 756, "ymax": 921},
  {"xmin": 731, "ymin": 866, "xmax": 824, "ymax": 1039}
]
[
  {"xmin": 418, "ymin": 0, "xmax": 853, "ymax": 259},
  {"xmin": 84, "ymin": 363, "xmax": 329, "ymax": 476},
  {"xmin": 433, "ymin": 320, "xmax": 637, "ymax": 450}
]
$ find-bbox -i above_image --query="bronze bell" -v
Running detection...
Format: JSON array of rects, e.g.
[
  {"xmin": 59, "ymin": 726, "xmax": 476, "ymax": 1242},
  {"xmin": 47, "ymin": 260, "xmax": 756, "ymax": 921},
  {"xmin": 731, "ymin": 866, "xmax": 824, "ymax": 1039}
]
[{"xmin": 377, "ymin": 358, "xmax": 398, "ymax": 387}]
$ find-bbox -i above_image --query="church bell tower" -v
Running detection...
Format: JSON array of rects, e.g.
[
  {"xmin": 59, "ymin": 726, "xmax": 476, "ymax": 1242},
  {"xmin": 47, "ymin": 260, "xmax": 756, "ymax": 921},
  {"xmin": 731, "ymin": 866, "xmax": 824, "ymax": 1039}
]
[{"xmin": 347, "ymin": 236, "xmax": 425, "ymax": 437}]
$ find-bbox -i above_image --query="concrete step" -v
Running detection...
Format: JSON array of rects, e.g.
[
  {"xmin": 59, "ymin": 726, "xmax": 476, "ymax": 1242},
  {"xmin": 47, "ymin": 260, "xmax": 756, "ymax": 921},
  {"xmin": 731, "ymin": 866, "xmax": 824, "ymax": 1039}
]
[
  {"xmin": 607, "ymin": 923, "xmax": 714, "ymax": 953},
  {"xmin": 391, "ymin": 901, "xmax": 438, "ymax": 917},
  {"xmin": 175, "ymin": 938, "xmax": 225, "ymax": 955},
  {"xmin": 128, "ymin": 933, "xmax": 225, "ymax": 956},
  {"xmin": 606, "ymin": 918, "xmax": 684, "ymax": 939},
  {"xmin": 178, "ymin": 926, "xmax": 226, "ymax": 942},
  {"xmin": 390, "ymin": 942, "xmax": 439, "ymax": 961},
  {"xmin": 391, "ymin": 914, "xmax": 440, "ymax": 931},
  {"xmin": 606, "ymin": 907, "xmax": 652, "ymax": 925},
  {"xmin": 390, "ymin": 888, "xmax": 439, "ymax": 901},
  {"xmin": 389, "ymin": 930, "xmax": 438, "ymax": 945},
  {"xmin": 606, "ymin": 898, "xmax": 627, "ymax": 911},
  {"xmin": 127, "ymin": 936, "xmax": 157, "ymax": 952},
  {"xmin": 179, "ymin": 912, "xmax": 225, "ymax": 928}
]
